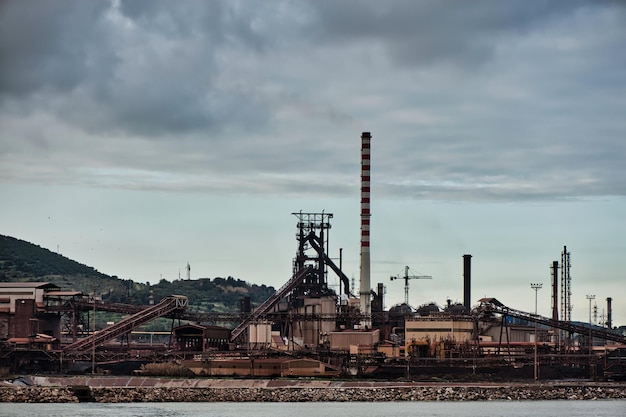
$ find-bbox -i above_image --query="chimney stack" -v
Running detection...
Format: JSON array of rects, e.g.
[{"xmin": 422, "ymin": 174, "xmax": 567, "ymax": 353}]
[
  {"xmin": 463, "ymin": 254, "xmax": 472, "ymax": 312},
  {"xmin": 607, "ymin": 297, "xmax": 613, "ymax": 329},
  {"xmin": 360, "ymin": 132, "xmax": 372, "ymax": 327},
  {"xmin": 551, "ymin": 261, "xmax": 559, "ymax": 322}
]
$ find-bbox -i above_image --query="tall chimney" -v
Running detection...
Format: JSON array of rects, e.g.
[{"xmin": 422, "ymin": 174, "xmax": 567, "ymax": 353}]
[
  {"xmin": 607, "ymin": 297, "xmax": 613, "ymax": 329},
  {"xmin": 551, "ymin": 261, "xmax": 559, "ymax": 322},
  {"xmin": 360, "ymin": 132, "xmax": 372, "ymax": 327},
  {"xmin": 463, "ymin": 254, "xmax": 472, "ymax": 312}
]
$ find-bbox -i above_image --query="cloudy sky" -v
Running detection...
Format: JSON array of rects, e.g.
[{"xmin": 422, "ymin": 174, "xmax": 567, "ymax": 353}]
[{"xmin": 1, "ymin": 1, "xmax": 625, "ymax": 326}]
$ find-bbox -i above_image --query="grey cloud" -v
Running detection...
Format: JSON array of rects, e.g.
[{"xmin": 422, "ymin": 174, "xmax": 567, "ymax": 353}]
[
  {"xmin": 306, "ymin": 0, "xmax": 600, "ymax": 68},
  {"xmin": 0, "ymin": 1, "xmax": 109, "ymax": 96},
  {"xmin": 1, "ymin": 0, "xmax": 625, "ymax": 202},
  {"xmin": 0, "ymin": 0, "xmax": 293, "ymax": 136}
]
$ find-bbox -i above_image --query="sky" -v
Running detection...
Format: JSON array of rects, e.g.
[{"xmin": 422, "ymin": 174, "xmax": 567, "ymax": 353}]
[{"xmin": 1, "ymin": 0, "xmax": 625, "ymax": 327}]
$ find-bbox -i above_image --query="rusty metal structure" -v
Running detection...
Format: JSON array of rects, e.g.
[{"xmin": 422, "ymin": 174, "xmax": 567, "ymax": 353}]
[
  {"xmin": 230, "ymin": 211, "xmax": 356, "ymax": 348},
  {"xmin": 62, "ymin": 295, "xmax": 188, "ymax": 357},
  {"xmin": 477, "ymin": 299, "xmax": 626, "ymax": 345},
  {"xmin": 1, "ymin": 260, "xmax": 625, "ymax": 378},
  {"xmin": 2, "ymin": 132, "xmax": 626, "ymax": 380}
]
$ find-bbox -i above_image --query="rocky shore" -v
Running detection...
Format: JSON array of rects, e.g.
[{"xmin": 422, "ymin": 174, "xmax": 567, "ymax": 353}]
[
  {"xmin": 89, "ymin": 385, "xmax": 626, "ymax": 403},
  {"xmin": 1, "ymin": 379, "xmax": 626, "ymax": 403},
  {"xmin": 0, "ymin": 386, "xmax": 77, "ymax": 403}
]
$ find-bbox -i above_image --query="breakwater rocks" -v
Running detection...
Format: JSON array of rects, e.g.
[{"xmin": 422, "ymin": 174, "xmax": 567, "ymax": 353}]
[
  {"xmin": 2, "ymin": 383, "xmax": 626, "ymax": 403},
  {"xmin": 0, "ymin": 387, "xmax": 77, "ymax": 403},
  {"xmin": 90, "ymin": 385, "xmax": 626, "ymax": 403}
]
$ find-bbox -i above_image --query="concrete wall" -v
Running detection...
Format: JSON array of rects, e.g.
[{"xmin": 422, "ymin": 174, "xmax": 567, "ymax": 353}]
[
  {"xmin": 405, "ymin": 318, "xmax": 475, "ymax": 344},
  {"xmin": 330, "ymin": 329, "xmax": 380, "ymax": 351},
  {"xmin": 0, "ymin": 287, "xmax": 37, "ymax": 313},
  {"xmin": 184, "ymin": 358, "xmax": 337, "ymax": 378}
]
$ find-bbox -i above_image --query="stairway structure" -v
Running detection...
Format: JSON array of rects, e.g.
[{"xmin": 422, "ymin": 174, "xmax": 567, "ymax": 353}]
[{"xmin": 63, "ymin": 295, "xmax": 188, "ymax": 354}]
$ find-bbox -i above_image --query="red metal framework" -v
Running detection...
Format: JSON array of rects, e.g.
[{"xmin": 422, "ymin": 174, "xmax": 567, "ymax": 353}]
[{"xmin": 63, "ymin": 295, "xmax": 188, "ymax": 355}]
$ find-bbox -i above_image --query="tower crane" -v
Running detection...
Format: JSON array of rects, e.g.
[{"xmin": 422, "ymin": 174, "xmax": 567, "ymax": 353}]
[{"xmin": 390, "ymin": 265, "xmax": 432, "ymax": 306}]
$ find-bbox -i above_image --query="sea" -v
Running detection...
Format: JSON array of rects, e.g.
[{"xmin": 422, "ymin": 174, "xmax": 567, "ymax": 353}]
[{"xmin": 1, "ymin": 401, "xmax": 625, "ymax": 417}]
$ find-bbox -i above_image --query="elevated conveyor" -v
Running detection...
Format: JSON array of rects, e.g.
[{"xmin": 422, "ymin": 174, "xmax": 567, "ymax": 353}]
[
  {"xmin": 45, "ymin": 299, "xmax": 148, "ymax": 315},
  {"xmin": 230, "ymin": 266, "xmax": 313, "ymax": 342},
  {"xmin": 63, "ymin": 295, "xmax": 188, "ymax": 354},
  {"xmin": 479, "ymin": 299, "xmax": 626, "ymax": 344}
]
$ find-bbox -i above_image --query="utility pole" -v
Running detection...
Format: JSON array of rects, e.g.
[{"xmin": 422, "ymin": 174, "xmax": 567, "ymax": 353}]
[
  {"xmin": 531, "ymin": 283, "xmax": 542, "ymax": 381},
  {"xmin": 390, "ymin": 266, "xmax": 432, "ymax": 306}
]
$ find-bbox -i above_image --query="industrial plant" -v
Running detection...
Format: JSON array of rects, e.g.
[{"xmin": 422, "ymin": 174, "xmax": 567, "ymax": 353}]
[{"xmin": 1, "ymin": 132, "xmax": 625, "ymax": 380}]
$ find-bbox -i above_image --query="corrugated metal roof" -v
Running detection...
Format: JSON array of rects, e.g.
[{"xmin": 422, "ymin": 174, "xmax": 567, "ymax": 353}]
[
  {"xmin": 332, "ymin": 328, "xmax": 380, "ymax": 334},
  {"xmin": 173, "ymin": 323, "xmax": 229, "ymax": 331},
  {"xmin": 8, "ymin": 334, "xmax": 56, "ymax": 344},
  {"xmin": 44, "ymin": 291, "xmax": 83, "ymax": 297},
  {"xmin": 0, "ymin": 282, "xmax": 58, "ymax": 289},
  {"xmin": 478, "ymin": 297, "xmax": 504, "ymax": 306},
  {"xmin": 272, "ymin": 335, "xmax": 285, "ymax": 345}
]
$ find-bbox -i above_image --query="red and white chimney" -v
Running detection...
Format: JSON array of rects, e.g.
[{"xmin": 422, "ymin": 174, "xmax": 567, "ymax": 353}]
[{"xmin": 360, "ymin": 132, "xmax": 372, "ymax": 327}]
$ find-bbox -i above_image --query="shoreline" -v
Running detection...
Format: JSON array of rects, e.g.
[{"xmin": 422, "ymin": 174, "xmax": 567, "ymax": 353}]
[{"xmin": 1, "ymin": 377, "xmax": 626, "ymax": 403}]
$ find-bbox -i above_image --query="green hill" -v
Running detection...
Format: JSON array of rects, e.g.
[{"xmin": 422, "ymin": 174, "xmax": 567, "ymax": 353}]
[{"xmin": 0, "ymin": 234, "xmax": 275, "ymax": 314}]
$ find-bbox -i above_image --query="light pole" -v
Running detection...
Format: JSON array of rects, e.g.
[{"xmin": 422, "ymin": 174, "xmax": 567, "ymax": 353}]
[
  {"xmin": 586, "ymin": 294, "xmax": 595, "ymax": 327},
  {"xmin": 586, "ymin": 294, "xmax": 595, "ymax": 378},
  {"xmin": 531, "ymin": 283, "xmax": 542, "ymax": 381}
]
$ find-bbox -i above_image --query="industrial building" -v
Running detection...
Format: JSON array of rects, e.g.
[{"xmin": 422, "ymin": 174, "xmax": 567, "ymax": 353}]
[{"xmin": 1, "ymin": 132, "xmax": 625, "ymax": 380}]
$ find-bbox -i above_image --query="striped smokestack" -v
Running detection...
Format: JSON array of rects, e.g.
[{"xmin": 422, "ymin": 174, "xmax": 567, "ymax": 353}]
[{"xmin": 360, "ymin": 132, "xmax": 372, "ymax": 327}]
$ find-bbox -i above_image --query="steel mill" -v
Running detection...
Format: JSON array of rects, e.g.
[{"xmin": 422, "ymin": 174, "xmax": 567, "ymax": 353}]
[{"xmin": 1, "ymin": 132, "xmax": 625, "ymax": 380}]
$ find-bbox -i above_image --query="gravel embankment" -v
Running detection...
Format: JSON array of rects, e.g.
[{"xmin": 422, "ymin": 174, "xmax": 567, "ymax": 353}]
[{"xmin": 1, "ymin": 383, "xmax": 626, "ymax": 403}]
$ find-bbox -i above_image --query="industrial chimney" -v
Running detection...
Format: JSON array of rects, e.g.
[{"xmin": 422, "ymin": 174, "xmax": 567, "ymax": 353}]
[
  {"xmin": 360, "ymin": 132, "xmax": 372, "ymax": 327},
  {"xmin": 607, "ymin": 297, "xmax": 613, "ymax": 329},
  {"xmin": 463, "ymin": 254, "xmax": 472, "ymax": 312},
  {"xmin": 551, "ymin": 260, "xmax": 559, "ymax": 322}
]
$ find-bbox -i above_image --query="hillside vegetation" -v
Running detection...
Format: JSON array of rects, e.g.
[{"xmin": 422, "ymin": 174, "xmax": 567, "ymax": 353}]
[{"xmin": 0, "ymin": 234, "xmax": 275, "ymax": 314}]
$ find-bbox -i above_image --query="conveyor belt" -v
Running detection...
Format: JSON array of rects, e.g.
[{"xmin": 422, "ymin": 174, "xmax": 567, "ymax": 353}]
[
  {"xmin": 63, "ymin": 295, "xmax": 188, "ymax": 353},
  {"xmin": 479, "ymin": 300, "xmax": 626, "ymax": 344},
  {"xmin": 230, "ymin": 266, "xmax": 312, "ymax": 342}
]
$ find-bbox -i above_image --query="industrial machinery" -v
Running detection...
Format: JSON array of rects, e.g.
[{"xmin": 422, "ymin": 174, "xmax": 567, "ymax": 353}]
[{"xmin": 2, "ymin": 132, "xmax": 625, "ymax": 380}]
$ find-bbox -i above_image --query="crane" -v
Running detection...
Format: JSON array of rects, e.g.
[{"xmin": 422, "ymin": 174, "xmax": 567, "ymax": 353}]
[{"xmin": 390, "ymin": 265, "xmax": 432, "ymax": 306}]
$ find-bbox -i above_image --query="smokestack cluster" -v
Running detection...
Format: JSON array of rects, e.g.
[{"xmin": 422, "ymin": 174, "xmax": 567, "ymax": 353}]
[{"xmin": 360, "ymin": 132, "xmax": 372, "ymax": 327}]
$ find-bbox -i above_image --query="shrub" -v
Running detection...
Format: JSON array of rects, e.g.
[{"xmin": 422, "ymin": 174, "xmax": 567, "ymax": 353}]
[{"xmin": 139, "ymin": 362, "xmax": 194, "ymax": 377}]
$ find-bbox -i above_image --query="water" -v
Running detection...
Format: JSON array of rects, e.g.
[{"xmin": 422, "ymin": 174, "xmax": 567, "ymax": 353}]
[{"xmin": 1, "ymin": 401, "xmax": 625, "ymax": 417}]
